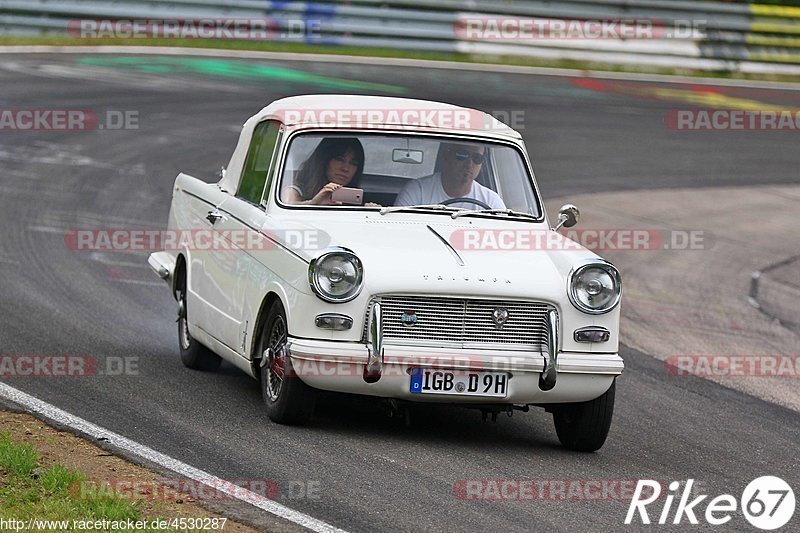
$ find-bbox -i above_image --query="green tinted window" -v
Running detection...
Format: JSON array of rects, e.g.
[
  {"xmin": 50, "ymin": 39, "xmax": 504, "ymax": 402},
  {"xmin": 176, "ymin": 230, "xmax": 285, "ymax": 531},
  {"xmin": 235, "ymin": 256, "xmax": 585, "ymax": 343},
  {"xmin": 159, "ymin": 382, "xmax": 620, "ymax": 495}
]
[{"xmin": 238, "ymin": 120, "xmax": 280, "ymax": 204}]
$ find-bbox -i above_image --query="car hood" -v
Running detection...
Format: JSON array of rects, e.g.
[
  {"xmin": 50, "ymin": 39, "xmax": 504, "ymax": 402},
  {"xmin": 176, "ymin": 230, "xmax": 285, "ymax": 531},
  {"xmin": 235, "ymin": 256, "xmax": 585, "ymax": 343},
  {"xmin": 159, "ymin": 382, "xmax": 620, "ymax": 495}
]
[{"xmin": 268, "ymin": 215, "xmax": 599, "ymax": 301}]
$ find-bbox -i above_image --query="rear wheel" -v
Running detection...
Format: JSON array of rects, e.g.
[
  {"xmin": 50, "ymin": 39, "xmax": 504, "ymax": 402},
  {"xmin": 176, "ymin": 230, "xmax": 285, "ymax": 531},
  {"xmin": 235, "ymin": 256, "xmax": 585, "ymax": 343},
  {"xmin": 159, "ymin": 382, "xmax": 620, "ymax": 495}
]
[
  {"xmin": 552, "ymin": 381, "xmax": 615, "ymax": 452},
  {"xmin": 176, "ymin": 273, "xmax": 221, "ymax": 371},
  {"xmin": 259, "ymin": 301, "xmax": 315, "ymax": 425}
]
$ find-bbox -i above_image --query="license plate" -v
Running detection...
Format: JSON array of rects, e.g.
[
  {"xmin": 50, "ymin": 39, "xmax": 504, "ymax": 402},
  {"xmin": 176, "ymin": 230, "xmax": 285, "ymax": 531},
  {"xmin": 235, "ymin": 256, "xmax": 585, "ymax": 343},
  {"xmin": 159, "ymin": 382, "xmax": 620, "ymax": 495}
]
[{"xmin": 409, "ymin": 368, "xmax": 508, "ymax": 398}]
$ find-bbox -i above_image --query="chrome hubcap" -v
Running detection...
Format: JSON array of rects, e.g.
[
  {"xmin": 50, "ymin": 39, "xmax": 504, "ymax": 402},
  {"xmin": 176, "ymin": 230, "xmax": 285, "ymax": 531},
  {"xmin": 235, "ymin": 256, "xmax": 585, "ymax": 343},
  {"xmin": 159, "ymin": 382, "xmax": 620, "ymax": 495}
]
[
  {"xmin": 178, "ymin": 291, "xmax": 190, "ymax": 350},
  {"xmin": 264, "ymin": 316, "xmax": 287, "ymax": 402}
]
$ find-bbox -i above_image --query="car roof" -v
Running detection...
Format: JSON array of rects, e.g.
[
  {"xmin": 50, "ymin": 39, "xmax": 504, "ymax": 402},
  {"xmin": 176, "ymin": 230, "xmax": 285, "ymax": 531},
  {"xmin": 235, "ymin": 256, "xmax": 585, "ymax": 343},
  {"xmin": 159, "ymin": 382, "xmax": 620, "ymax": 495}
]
[
  {"xmin": 251, "ymin": 95, "xmax": 522, "ymax": 140},
  {"xmin": 218, "ymin": 95, "xmax": 523, "ymax": 194}
]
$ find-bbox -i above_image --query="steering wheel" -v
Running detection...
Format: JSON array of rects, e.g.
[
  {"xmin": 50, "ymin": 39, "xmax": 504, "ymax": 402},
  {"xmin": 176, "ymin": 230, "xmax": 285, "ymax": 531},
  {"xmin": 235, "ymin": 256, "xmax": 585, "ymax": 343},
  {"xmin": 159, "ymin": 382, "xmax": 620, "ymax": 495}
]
[{"xmin": 440, "ymin": 197, "xmax": 492, "ymax": 210}]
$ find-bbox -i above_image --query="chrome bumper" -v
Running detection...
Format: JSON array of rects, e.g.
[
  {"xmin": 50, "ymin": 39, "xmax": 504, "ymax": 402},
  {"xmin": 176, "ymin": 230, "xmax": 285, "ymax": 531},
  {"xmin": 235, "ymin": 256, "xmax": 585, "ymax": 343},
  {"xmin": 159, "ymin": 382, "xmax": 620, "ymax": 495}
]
[
  {"xmin": 286, "ymin": 336, "xmax": 623, "ymax": 404},
  {"xmin": 288, "ymin": 338, "xmax": 624, "ymax": 375},
  {"xmin": 148, "ymin": 251, "xmax": 174, "ymax": 282}
]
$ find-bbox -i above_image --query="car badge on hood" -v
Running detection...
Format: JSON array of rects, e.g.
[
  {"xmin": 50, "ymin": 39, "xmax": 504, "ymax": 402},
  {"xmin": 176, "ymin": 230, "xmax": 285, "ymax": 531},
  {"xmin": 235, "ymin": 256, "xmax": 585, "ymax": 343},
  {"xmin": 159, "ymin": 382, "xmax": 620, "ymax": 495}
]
[
  {"xmin": 492, "ymin": 307, "xmax": 509, "ymax": 328},
  {"xmin": 401, "ymin": 310, "xmax": 418, "ymax": 327}
]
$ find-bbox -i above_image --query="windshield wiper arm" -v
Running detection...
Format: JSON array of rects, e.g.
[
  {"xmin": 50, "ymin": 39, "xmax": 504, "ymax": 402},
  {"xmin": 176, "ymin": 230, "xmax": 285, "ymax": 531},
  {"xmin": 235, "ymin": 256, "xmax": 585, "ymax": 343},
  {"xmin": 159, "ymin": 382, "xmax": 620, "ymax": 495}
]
[
  {"xmin": 451, "ymin": 208, "xmax": 539, "ymax": 220},
  {"xmin": 379, "ymin": 204, "xmax": 465, "ymax": 216}
]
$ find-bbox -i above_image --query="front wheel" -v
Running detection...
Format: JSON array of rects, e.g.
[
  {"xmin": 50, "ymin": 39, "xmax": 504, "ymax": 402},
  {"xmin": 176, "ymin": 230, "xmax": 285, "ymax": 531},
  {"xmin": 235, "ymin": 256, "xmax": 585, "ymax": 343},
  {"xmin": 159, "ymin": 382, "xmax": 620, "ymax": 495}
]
[
  {"xmin": 259, "ymin": 301, "xmax": 315, "ymax": 425},
  {"xmin": 552, "ymin": 381, "xmax": 615, "ymax": 452}
]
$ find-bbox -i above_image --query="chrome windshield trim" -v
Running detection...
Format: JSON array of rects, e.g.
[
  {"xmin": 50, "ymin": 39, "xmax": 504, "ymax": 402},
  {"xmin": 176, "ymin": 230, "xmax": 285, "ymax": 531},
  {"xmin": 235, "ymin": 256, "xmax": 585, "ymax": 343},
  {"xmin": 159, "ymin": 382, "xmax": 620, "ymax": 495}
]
[{"xmin": 271, "ymin": 128, "xmax": 545, "ymax": 221}]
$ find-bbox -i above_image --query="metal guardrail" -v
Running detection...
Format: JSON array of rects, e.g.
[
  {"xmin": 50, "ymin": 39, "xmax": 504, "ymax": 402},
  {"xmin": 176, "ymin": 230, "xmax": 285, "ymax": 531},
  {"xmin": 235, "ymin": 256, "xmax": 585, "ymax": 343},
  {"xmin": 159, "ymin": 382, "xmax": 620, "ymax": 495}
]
[{"xmin": 1, "ymin": 0, "xmax": 800, "ymax": 74}]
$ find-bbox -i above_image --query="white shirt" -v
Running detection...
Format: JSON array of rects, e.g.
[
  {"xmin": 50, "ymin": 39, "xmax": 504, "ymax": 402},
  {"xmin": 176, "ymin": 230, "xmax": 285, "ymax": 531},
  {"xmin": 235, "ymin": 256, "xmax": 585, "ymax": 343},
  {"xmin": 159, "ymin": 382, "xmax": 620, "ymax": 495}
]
[{"xmin": 394, "ymin": 172, "xmax": 506, "ymax": 210}]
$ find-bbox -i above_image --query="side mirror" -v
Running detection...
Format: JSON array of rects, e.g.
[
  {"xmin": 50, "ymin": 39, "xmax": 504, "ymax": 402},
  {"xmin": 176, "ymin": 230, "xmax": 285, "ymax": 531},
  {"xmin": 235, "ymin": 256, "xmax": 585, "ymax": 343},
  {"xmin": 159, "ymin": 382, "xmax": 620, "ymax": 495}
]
[
  {"xmin": 216, "ymin": 167, "xmax": 226, "ymax": 181},
  {"xmin": 553, "ymin": 204, "xmax": 579, "ymax": 231}
]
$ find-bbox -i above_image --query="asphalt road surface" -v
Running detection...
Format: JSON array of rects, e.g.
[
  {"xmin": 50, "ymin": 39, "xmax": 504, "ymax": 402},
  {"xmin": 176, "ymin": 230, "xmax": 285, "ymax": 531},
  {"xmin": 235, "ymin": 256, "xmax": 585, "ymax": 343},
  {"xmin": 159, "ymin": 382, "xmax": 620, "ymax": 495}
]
[{"xmin": 0, "ymin": 52, "xmax": 798, "ymax": 532}]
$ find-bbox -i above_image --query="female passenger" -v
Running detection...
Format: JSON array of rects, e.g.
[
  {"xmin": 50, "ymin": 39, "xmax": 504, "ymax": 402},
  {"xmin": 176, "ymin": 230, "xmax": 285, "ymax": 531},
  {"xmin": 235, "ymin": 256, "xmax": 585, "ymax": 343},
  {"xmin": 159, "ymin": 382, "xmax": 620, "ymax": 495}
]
[{"xmin": 283, "ymin": 137, "xmax": 365, "ymax": 205}]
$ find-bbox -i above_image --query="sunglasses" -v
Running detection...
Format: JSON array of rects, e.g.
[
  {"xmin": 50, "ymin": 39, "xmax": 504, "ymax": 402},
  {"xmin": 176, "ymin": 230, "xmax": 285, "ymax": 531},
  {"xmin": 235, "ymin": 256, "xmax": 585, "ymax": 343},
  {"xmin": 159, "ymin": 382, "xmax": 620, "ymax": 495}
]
[{"xmin": 451, "ymin": 149, "xmax": 485, "ymax": 165}]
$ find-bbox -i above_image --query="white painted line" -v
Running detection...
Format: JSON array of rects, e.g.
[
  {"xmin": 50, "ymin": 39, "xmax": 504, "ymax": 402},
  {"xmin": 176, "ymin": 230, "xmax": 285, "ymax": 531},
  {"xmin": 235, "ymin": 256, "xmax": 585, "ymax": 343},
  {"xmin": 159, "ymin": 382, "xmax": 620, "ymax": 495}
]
[
  {"xmin": 89, "ymin": 252, "xmax": 150, "ymax": 268},
  {"xmin": 3, "ymin": 45, "xmax": 800, "ymax": 91},
  {"xmin": 100, "ymin": 260, "xmax": 150, "ymax": 268},
  {"xmin": 112, "ymin": 279, "xmax": 163, "ymax": 287},
  {"xmin": 0, "ymin": 382, "xmax": 348, "ymax": 533},
  {"xmin": 28, "ymin": 225, "xmax": 65, "ymax": 234}
]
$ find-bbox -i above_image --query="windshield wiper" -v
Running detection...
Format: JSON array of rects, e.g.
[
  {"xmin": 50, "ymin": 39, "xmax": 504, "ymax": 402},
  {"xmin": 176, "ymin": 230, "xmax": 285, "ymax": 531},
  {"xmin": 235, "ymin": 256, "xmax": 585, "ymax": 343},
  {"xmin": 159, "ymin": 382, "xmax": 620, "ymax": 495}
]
[
  {"xmin": 379, "ymin": 204, "xmax": 466, "ymax": 216},
  {"xmin": 451, "ymin": 208, "xmax": 539, "ymax": 220}
]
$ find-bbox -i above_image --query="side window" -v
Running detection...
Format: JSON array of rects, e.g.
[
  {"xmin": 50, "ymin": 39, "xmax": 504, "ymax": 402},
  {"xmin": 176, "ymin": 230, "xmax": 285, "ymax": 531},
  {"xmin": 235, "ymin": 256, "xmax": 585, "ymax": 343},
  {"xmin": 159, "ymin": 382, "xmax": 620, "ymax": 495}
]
[{"xmin": 237, "ymin": 120, "xmax": 281, "ymax": 205}]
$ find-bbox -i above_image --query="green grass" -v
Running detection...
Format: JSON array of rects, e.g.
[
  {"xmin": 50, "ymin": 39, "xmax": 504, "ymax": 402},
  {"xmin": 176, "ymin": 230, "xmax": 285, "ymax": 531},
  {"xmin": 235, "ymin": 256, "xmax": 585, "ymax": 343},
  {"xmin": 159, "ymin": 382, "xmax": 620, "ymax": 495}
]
[
  {"xmin": 0, "ymin": 432, "xmax": 184, "ymax": 532},
  {"xmin": 0, "ymin": 433, "xmax": 38, "ymax": 477},
  {"xmin": 3, "ymin": 35, "xmax": 800, "ymax": 83}
]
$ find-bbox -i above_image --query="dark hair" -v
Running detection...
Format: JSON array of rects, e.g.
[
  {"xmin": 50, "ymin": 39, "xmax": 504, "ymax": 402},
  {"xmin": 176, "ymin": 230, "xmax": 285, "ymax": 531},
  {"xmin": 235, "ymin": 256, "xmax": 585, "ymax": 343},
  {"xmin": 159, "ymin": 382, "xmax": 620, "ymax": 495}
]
[{"xmin": 294, "ymin": 137, "xmax": 365, "ymax": 201}]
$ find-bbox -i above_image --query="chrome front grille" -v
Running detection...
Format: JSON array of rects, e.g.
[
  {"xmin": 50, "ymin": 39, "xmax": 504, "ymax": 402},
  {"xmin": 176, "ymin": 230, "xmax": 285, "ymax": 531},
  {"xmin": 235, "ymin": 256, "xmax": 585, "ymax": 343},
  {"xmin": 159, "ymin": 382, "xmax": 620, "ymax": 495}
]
[{"xmin": 365, "ymin": 295, "xmax": 554, "ymax": 350}]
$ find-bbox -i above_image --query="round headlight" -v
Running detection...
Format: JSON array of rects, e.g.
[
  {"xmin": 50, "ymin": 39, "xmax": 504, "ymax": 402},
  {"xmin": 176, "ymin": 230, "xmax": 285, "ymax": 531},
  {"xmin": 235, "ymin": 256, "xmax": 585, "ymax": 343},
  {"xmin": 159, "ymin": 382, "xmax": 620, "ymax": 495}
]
[
  {"xmin": 568, "ymin": 261, "xmax": 621, "ymax": 314},
  {"xmin": 308, "ymin": 247, "xmax": 364, "ymax": 303}
]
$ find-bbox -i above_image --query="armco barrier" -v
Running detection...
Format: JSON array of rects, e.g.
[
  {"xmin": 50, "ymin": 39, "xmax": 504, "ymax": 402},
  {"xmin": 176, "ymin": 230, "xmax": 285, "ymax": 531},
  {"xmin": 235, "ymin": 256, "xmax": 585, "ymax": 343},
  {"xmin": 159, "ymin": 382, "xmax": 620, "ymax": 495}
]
[{"xmin": 2, "ymin": 0, "xmax": 800, "ymax": 74}]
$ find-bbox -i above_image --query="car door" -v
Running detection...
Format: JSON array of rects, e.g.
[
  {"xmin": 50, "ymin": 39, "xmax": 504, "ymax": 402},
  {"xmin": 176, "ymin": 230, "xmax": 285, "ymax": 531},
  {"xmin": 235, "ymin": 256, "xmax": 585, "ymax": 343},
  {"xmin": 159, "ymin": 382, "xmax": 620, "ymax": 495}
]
[
  {"xmin": 171, "ymin": 173, "xmax": 231, "ymax": 344},
  {"xmin": 207, "ymin": 119, "xmax": 283, "ymax": 354}
]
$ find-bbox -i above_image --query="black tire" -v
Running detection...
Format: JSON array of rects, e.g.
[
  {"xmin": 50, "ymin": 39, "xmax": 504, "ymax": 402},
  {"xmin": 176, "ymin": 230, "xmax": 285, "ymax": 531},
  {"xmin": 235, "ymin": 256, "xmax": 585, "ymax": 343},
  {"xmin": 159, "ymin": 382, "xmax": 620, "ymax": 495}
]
[
  {"xmin": 259, "ymin": 301, "xmax": 315, "ymax": 425},
  {"xmin": 176, "ymin": 274, "xmax": 222, "ymax": 372},
  {"xmin": 552, "ymin": 380, "xmax": 615, "ymax": 452}
]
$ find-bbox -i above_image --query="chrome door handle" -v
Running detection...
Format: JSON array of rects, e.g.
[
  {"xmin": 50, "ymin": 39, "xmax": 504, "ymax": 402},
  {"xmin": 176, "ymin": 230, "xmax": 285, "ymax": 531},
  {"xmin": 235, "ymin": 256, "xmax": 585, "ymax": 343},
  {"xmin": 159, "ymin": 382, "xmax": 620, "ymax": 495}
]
[{"xmin": 206, "ymin": 210, "xmax": 225, "ymax": 224}]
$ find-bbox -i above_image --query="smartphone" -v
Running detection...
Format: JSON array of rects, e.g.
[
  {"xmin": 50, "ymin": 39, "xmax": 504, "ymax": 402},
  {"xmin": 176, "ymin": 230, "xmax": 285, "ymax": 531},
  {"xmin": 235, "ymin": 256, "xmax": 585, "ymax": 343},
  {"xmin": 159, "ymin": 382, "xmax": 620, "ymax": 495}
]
[{"xmin": 331, "ymin": 187, "xmax": 364, "ymax": 205}]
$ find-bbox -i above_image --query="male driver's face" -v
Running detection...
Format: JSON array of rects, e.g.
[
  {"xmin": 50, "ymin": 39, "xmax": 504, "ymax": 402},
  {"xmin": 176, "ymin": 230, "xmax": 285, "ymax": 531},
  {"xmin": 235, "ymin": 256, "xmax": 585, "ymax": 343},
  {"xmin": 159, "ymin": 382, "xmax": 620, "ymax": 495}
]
[{"xmin": 442, "ymin": 144, "xmax": 485, "ymax": 185}]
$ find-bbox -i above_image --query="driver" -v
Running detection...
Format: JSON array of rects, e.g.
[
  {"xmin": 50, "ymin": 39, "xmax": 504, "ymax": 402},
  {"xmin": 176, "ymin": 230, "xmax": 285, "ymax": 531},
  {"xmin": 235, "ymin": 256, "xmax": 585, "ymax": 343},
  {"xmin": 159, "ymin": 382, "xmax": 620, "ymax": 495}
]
[{"xmin": 394, "ymin": 143, "xmax": 506, "ymax": 210}]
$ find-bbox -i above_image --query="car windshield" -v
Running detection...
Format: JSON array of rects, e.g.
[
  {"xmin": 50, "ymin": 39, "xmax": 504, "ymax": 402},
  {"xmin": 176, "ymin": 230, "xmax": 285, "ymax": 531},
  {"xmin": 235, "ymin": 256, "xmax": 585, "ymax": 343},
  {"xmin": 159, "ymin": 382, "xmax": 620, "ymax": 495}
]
[{"xmin": 278, "ymin": 132, "xmax": 542, "ymax": 218}]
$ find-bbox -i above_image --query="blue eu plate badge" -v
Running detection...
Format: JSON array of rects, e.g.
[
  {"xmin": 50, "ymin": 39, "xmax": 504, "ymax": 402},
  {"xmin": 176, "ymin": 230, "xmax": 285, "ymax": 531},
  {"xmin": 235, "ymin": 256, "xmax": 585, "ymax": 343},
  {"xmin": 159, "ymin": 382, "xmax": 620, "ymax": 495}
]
[{"xmin": 409, "ymin": 367, "xmax": 423, "ymax": 393}]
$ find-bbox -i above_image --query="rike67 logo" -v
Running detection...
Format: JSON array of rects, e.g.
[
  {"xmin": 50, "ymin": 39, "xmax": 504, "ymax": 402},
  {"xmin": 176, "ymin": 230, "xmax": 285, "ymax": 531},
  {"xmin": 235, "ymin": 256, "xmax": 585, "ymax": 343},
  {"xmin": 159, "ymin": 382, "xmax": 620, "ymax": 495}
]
[{"xmin": 626, "ymin": 477, "xmax": 795, "ymax": 530}]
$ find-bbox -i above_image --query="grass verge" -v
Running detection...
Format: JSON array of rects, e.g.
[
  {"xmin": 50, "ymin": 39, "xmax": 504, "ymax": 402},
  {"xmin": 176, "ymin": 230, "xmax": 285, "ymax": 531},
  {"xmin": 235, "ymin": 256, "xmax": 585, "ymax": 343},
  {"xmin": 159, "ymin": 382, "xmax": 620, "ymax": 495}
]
[
  {"xmin": 0, "ymin": 411, "xmax": 257, "ymax": 532},
  {"xmin": 0, "ymin": 433, "xmax": 143, "ymax": 529}
]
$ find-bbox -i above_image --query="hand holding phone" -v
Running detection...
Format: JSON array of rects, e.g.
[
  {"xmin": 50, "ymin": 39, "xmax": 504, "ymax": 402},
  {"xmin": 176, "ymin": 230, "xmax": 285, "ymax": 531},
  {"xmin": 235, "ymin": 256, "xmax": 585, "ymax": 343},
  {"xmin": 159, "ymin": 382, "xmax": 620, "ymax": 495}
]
[{"xmin": 330, "ymin": 187, "xmax": 364, "ymax": 205}]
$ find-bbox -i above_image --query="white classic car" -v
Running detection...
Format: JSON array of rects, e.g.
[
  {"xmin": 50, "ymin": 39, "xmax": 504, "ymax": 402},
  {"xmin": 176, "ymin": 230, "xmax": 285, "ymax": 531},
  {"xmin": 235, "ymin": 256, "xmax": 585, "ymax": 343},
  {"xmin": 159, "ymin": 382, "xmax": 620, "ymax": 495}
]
[{"xmin": 149, "ymin": 95, "xmax": 623, "ymax": 452}]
